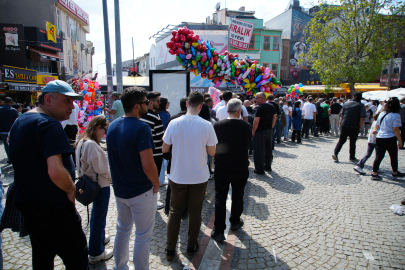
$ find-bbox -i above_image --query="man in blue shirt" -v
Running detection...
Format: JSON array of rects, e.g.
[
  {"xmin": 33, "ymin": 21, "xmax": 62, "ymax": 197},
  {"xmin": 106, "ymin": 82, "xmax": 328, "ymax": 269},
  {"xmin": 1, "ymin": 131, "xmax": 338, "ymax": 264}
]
[
  {"xmin": 107, "ymin": 87, "xmax": 160, "ymax": 270},
  {"xmin": 0, "ymin": 97, "xmax": 18, "ymax": 163},
  {"xmin": 9, "ymin": 80, "xmax": 88, "ymax": 269}
]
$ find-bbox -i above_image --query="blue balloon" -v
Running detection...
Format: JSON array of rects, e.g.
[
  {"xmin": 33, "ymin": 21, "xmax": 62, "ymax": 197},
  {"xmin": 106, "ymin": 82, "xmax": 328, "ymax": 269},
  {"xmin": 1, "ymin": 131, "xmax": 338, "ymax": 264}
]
[
  {"xmin": 198, "ymin": 62, "xmax": 201, "ymax": 73},
  {"xmin": 255, "ymin": 75, "xmax": 262, "ymax": 83},
  {"xmin": 207, "ymin": 50, "xmax": 211, "ymax": 60},
  {"xmin": 298, "ymin": 83, "xmax": 303, "ymax": 88},
  {"xmin": 295, "ymin": 89, "xmax": 299, "ymax": 94},
  {"xmin": 95, "ymin": 90, "xmax": 99, "ymax": 94},
  {"xmin": 82, "ymin": 90, "xmax": 87, "ymax": 94},
  {"xmin": 179, "ymin": 54, "xmax": 186, "ymax": 60},
  {"xmin": 191, "ymin": 46, "xmax": 195, "ymax": 57}
]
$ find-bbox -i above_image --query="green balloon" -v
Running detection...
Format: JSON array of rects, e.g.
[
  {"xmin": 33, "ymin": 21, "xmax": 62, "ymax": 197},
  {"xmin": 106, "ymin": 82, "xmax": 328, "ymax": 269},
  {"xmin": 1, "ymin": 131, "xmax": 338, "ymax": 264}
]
[
  {"xmin": 241, "ymin": 65, "xmax": 246, "ymax": 69},
  {"xmin": 204, "ymin": 61, "xmax": 209, "ymax": 67},
  {"xmin": 215, "ymin": 69, "xmax": 220, "ymax": 73},
  {"xmin": 211, "ymin": 48, "xmax": 215, "ymax": 53},
  {"xmin": 195, "ymin": 55, "xmax": 202, "ymax": 61},
  {"xmin": 231, "ymin": 65, "xmax": 235, "ymax": 72}
]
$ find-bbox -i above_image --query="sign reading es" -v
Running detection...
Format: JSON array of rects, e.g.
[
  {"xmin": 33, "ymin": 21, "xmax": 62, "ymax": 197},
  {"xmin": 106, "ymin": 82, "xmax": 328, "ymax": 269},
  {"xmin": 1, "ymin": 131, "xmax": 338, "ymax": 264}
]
[{"xmin": 229, "ymin": 18, "xmax": 254, "ymax": 50}]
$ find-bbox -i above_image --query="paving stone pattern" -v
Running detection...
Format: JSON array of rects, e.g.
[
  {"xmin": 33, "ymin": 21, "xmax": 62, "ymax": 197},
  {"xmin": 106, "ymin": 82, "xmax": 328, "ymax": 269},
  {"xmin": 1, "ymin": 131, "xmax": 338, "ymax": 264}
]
[{"xmin": 1, "ymin": 135, "xmax": 405, "ymax": 269}]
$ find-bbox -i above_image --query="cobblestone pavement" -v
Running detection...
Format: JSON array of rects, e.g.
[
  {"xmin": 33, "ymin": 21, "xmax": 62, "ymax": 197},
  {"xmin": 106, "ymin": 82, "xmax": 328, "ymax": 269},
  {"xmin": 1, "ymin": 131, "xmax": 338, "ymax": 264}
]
[{"xmin": 1, "ymin": 134, "xmax": 405, "ymax": 269}]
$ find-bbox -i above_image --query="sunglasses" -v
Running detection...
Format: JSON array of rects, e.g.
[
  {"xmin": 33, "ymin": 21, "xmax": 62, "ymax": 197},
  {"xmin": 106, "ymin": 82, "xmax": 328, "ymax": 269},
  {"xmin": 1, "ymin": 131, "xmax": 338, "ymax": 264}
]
[
  {"xmin": 101, "ymin": 126, "xmax": 108, "ymax": 132},
  {"xmin": 136, "ymin": 99, "xmax": 149, "ymax": 105}
]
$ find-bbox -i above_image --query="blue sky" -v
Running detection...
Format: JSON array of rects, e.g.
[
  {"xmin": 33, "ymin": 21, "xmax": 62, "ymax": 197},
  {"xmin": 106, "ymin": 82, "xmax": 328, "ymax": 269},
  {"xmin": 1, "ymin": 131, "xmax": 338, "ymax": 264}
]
[{"xmin": 77, "ymin": 0, "xmax": 313, "ymax": 79}]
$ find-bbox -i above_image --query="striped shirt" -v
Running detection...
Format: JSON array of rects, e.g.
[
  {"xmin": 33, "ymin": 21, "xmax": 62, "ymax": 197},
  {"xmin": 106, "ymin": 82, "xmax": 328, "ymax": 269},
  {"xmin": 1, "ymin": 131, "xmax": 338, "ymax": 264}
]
[{"xmin": 140, "ymin": 109, "xmax": 164, "ymax": 157}]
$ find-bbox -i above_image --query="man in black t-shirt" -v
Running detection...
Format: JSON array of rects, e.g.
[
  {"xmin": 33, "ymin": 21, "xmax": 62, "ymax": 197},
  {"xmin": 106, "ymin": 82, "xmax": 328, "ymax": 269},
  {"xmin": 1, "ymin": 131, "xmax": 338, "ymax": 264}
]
[
  {"xmin": 211, "ymin": 99, "xmax": 252, "ymax": 242},
  {"xmin": 252, "ymin": 92, "xmax": 277, "ymax": 174},
  {"xmin": 333, "ymin": 92, "xmax": 366, "ymax": 162},
  {"xmin": 9, "ymin": 80, "xmax": 89, "ymax": 269}
]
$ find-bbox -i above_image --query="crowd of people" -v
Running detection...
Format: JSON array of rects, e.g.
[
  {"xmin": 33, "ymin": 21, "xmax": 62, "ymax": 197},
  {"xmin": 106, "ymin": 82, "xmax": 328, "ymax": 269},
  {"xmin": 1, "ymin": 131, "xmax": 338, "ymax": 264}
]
[{"xmin": 0, "ymin": 79, "xmax": 404, "ymax": 270}]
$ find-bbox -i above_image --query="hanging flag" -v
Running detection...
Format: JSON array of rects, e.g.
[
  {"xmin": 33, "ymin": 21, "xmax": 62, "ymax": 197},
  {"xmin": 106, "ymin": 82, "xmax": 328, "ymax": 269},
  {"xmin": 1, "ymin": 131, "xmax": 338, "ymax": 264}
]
[{"xmin": 46, "ymin": 22, "xmax": 57, "ymax": 43}]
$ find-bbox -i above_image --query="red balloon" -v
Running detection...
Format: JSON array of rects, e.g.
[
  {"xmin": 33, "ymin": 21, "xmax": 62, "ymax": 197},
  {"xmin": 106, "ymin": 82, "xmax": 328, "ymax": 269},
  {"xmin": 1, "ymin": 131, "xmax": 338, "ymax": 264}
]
[
  {"xmin": 234, "ymin": 54, "xmax": 239, "ymax": 58},
  {"xmin": 249, "ymin": 76, "xmax": 254, "ymax": 83},
  {"xmin": 180, "ymin": 35, "xmax": 186, "ymax": 42},
  {"xmin": 202, "ymin": 45, "xmax": 207, "ymax": 52},
  {"xmin": 172, "ymin": 30, "xmax": 177, "ymax": 36},
  {"xmin": 214, "ymin": 56, "xmax": 218, "ymax": 62},
  {"xmin": 166, "ymin": 42, "xmax": 173, "ymax": 49},
  {"xmin": 189, "ymin": 30, "xmax": 194, "ymax": 35},
  {"xmin": 175, "ymin": 34, "xmax": 180, "ymax": 42},
  {"xmin": 175, "ymin": 42, "xmax": 182, "ymax": 48},
  {"xmin": 197, "ymin": 44, "xmax": 201, "ymax": 51},
  {"xmin": 213, "ymin": 50, "xmax": 218, "ymax": 56},
  {"xmin": 191, "ymin": 35, "xmax": 199, "ymax": 43},
  {"xmin": 209, "ymin": 58, "xmax": 214, "ymax": 68},
  {"xmin": 201, "ymin": 72, "xmax": 207, "ymax": 79}
]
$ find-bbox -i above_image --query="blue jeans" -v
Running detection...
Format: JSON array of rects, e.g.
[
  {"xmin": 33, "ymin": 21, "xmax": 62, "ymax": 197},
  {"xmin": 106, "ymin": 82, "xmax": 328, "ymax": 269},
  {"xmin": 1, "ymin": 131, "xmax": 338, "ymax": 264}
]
[
  {"xmin": 283, "ymin": 117, "xmax": 290, "ymax": 138},
  {"xmin": 159, "ymin": 159, "xmax": 167, "ymax": 185},
  {"xmin": 89, "ymin": 186, "xmax": 111, "ymax": 257},
  {"xmin": 0, "ymin": 134, "xmax": 9, "ymax": 162},
  {"xmin": 114, "ymin": 189, "xmax": 157, "ymax": 270}
]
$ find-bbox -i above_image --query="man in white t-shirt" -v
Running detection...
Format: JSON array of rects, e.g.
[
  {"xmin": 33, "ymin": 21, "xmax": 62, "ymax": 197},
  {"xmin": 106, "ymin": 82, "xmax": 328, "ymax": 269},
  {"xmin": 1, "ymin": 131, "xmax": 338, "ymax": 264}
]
[
  {"xmin": 217, "ymin": 91, "xmax": 248, "ymax": 121},
  {"xmin": 302, "ymin": 97, "xmax": 317, "ymax": 138},
  {"xmin": 162, "ymin": 91, "xmax": 218, "ymax": 261}
]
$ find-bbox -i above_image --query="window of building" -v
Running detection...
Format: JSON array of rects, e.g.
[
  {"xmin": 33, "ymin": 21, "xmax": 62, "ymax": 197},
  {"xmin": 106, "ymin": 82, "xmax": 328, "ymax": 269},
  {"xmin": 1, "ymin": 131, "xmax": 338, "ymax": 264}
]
[
  {"xmin": 56, "ymin": 9, "xmax": 61, "ymax": 33},
  {"xmin": 263, "ymin": 36, "xmax": 270, "ymax": 50},
  {"xmin": 273, "ymin": 37, "xmax": 280, "ymax": 50},
  {"xmin": 249, "ymin": 35, "xmax": 255, "ymax": 50},
  {"xmin": 76, "ymin": 22, "xmax": 79, "ymax": 41},
  {"xmin": 262, "ymin": 63, "xmax": 269, "ymax": 68},
  {"xmin": 66, "ymin": 15, "xmax": 70, "ymax": 36},
  {"xmin": 271, "ymin": 63, "xmax": 279, "ymax": 75},
  {"xmin": 68, "ymin": 51, "xmax": 71, "ymax": 68}
]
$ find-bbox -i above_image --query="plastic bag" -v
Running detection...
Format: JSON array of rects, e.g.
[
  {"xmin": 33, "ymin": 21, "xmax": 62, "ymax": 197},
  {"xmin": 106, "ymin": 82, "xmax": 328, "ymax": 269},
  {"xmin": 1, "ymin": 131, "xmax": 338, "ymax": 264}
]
[{"xmin": 390, "ymin": 204, "xmax": 403, "ymax": 215}]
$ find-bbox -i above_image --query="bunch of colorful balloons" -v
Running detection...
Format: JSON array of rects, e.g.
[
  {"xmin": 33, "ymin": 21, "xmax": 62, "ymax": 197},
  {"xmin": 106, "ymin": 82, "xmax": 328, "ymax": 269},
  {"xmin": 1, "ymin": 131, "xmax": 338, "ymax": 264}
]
[
  {"xmin": 166, "ymin": 26, "xmax": 282, "ymax": 96},
  {"xmin": 70, "ymin": 78, "xmax": 106, "ymax": 134},
  {"xmin": 288, "ymin": 83, "xmax": 304, "ymax": 97}
]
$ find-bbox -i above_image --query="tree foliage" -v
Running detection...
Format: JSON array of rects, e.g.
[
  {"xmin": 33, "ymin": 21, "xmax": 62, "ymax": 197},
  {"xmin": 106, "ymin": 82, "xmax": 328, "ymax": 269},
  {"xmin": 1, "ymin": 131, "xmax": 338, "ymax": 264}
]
[{"xmin": 302, "ymin": 0, "xmax": 405, "ymax": 95}]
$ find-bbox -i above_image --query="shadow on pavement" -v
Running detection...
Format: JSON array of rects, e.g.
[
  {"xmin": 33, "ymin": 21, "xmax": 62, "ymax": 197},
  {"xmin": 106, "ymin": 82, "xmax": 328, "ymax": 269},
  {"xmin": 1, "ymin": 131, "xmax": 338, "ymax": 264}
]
[
  {"xmin": 264, "ymin": 171, "xmax": 305, "ymax": 195},
  {"xmin": 273, "ymin": 150, "xmax": 298, "ymax": 159}
]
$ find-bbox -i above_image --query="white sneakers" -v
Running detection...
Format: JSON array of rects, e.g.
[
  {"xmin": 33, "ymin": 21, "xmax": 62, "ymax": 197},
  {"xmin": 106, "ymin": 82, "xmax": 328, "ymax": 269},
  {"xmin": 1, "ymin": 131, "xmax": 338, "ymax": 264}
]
[
  {"xmin": 104, "ymin": 234, "xmax": 110, "ymax": 245},
  {"xmin": 353, "ymin": 166, "xmax": 365, "ymax": 175},
  {"xmin": 89, "ymin": 248, "xmax": 114, "ymax": 264}
]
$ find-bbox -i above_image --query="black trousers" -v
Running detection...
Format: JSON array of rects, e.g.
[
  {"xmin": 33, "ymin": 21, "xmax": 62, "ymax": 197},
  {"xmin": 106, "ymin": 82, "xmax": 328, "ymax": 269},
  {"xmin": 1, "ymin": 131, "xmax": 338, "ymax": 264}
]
[
  {"xmin": 321, "ymin": 117, "xmax": 329, "ymax": 133},
  {"xmin": 401, "ymin": 124, "xmax": 405, "ymax": 147},
  {"xmin": 213, "ymin": 169, "xmax": 248, "ymax": 234},
  {"xmin": 253, "ymin": 129, "xmax": 273, "ymax": 172},
  {"xmin": 16, "ymin": 202, "xmax": 89, "ymax": 270},
  {"xmin": 334, "ymin": 126, "xmax": 359, "ymax": 160},
  {"xmin": 154, "ymin": 155, "xmax": 163, "ymax": 175},
  {"xmin": 372, "ymin": 137, "xmax": 398, "ymax": 172},
  {"xmin": 64, "ymin": 125, "xmax": 78, "ymax": 163},
  {"xmin": 302, "ymin": 119, "xmax": 313, "ymax": 137},
  {"xmin": 291, "ymin": 130, "xmax": 301, "ymax": 142}
]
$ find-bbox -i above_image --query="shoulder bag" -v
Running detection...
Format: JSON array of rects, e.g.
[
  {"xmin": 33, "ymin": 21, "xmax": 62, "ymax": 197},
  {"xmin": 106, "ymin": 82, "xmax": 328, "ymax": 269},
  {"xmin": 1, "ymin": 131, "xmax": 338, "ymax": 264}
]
[{"xmin": 75, "ymin": 141, "xmax": 101, "ymax": 206}]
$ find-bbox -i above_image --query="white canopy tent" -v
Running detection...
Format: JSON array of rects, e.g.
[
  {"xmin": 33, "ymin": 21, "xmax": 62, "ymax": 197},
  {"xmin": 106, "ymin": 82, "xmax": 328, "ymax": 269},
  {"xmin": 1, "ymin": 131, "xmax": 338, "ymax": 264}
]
[{"xmin": 362, "ymin": 88, "xmax": 405, "ymax": 101}]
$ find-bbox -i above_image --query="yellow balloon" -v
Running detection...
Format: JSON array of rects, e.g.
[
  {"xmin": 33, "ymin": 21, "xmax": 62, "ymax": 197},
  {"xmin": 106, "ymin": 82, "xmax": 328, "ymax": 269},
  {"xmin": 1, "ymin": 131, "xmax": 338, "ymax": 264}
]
[
  {"xmin": 243, "ymin": 79, "xmax": 250, "ymax": 84},
  {"xmin": 251, "ymin": 83, "xmax": 256, "ymax": 88},
  {"xmin": 245, "ymin": 83, "xmax": 251, "ymax": 88},
  {"xmin": 213, "ymin": 64, "xmax": 217, "ymax": 70},
  {"xmin": 234, "ymin": 60, "xmax": 238, "ymax": 66},
  {"xmin": 193, "ymin": 69, "xmax": 199, "ymax": 76},
  {"xmin": 192, "ymin": 60, "xmax": 196, "ymax": 65},
  {"xmin": 192, "ymin": 43, "xmax": 199, "ymax": 48}
]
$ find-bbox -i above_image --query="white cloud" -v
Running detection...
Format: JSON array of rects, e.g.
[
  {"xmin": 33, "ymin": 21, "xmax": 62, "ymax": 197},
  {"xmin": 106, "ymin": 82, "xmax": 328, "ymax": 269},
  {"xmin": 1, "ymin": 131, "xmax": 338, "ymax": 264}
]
[{"xmin": 76, "ymin": 0, "xmax": 313, "ymax": 79}]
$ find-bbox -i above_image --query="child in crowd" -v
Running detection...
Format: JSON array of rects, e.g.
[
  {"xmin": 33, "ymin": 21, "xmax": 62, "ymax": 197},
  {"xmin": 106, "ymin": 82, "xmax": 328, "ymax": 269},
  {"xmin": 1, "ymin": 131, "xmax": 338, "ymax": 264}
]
[
  {"xmin": 353, "ymin": 113, "xmax": 379, "ymax": 175},
  {"xmin": 291, "ymin": 101, "xmax": 302, "ymax": 143}
]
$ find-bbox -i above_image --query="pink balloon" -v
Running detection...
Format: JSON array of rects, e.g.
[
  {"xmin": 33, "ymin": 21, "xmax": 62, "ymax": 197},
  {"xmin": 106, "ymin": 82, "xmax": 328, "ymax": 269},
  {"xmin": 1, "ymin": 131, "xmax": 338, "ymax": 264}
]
[
  {"xmin": 186, "ymin": 54, "xmax": 192, "ymax": 59},
  {"xmin": 295, "ymin": 84, "xmax": 299, "ymax": 90}
]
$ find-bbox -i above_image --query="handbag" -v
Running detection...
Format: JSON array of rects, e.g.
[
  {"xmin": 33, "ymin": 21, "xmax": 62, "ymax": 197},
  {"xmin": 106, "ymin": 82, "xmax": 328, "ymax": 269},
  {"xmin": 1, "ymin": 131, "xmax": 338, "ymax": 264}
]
[{"xmin": 75, "ymin": 141, "xmax": 101, "ymax": 206}]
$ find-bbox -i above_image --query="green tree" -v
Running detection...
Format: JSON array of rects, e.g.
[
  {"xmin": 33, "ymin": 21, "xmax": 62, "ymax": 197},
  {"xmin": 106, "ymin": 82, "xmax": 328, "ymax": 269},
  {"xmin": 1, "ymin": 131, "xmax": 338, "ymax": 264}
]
[{"xmin": 302, "ymin": 0, "xmax": 405, "ymax": 95}]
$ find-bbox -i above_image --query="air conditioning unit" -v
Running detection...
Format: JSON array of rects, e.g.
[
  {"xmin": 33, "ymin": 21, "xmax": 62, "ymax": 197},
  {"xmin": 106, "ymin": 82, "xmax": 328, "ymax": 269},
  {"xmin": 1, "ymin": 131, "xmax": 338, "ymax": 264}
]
[
  {"xmin": 91, "ymin": 47, "xmax": 95, "ymax": 55},
  {"xmin": 81, "ymin": 43, "xmax": 85, "ymax": 50},
  {"xmin": 85, "ymin": 48, "xmax": 89, "ymax": 54},
  {"xmin": 60, "ymin": 31, "xmax": 67, "ymax": 40}
]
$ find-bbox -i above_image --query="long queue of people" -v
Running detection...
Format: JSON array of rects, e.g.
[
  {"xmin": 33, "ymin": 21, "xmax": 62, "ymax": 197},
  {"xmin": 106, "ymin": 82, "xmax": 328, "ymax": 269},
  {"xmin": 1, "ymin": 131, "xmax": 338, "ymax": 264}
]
[{"xmin": 0, "ymin": 78, "xmax": 404, "ymax": 270}]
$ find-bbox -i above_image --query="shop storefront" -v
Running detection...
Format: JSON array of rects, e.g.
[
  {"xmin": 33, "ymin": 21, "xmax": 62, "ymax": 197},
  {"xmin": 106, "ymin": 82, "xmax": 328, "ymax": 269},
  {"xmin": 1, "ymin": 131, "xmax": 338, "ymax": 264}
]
[{"xmin": 0, "ymin": 65, "xmax": 41, "ymax": 103}]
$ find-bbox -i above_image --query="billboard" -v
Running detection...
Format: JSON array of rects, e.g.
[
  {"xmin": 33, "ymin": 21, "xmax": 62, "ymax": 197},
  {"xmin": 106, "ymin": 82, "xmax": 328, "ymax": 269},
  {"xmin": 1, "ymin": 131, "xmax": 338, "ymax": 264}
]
[
  {"xmin": 0, "ymin": 24, "xmax": 26, "ymax": 68},
  {"xmin": 228, "ymin": 18, "xmax": 254, "ymax": 50},
  {"xmin": 380, "ymin": 58, "xmax": 402, "ymax": 87},
  {"xmin": 288, "ymin": 10, "xmax": 318, "ymax": 82}
]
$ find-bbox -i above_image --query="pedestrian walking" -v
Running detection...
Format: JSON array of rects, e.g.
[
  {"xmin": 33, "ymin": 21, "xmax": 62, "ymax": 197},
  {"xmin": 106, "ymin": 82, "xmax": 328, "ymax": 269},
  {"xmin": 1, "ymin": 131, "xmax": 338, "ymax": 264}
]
[
  {"xmin": 107, "ymin": 87, "xmax": 160, "ymax": 270},
  {"xmin": 321, "ymin": 100, "xmax": 330, "ymax": 134},
  {"xmin": 353, "ymin": 113, "xmax": 379, "ymax": 175},
  {"xmin": 332, "ymin": 92, "xmax": 366, "ymax": 162},
  {"xmin": 0, "ymin": 97, "xmax": 18, "ymax": 164},
  {"xmin": 140, "ymin": 91, "xmax": 165, "ymax": 210},
  {"xmin": 252, "ymin": 93, "xmax": 277, "ymax": 174},
  {"xmin": 75, "ymin": 115, "xmax": 113, "ymax": 264},
  {"xmin": 291, "ymin": 101, "xmax": 302, "ymax": 143},
  {"xmin": 163, "ymin": 91, "xmax": 217, "ymax": 261},
  {"xmin": 302, "ymin": 97, "xmax": 317, "ymax": 138},
  {"xmin": 315, "ymin": 101, "xmax": 324, "ymax": 137},
  {"xmin": 62, "ymin": 101, "xmax": 80, "ymax": 163},
  {"xmin": 329, "ymin": 97, "xmax": 342, "ymax": 137},
  {"xmin": 158, "ymin": 97, "xmax": 171, "ymax": 186},
  {"xmin": 370, "ymin": 97, "xmax": 405, "ymax": 180},
  {"xmin": 211, "ymin": 99, "xmax": 251, "ymax": 242},
  {"xmin": 283, "ymin": 100, "xmax": 291, "ymax": 140},
  {"xmin": 9, "ymin": 80, "xmax": 89, "ymax": 269}
]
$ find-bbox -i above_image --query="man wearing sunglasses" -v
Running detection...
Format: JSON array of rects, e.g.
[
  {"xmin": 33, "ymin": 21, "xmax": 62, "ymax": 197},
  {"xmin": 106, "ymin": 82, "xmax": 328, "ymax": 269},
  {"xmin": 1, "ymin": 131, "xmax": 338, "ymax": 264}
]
[{"xmin": 140, "ymin": 91, "xmax": 165, "ymax": 210}]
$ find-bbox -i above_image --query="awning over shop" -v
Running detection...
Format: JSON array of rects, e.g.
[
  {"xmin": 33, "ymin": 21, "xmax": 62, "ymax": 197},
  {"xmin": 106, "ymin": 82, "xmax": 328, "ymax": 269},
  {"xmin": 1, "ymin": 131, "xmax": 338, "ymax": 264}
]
[
  {"xmin": 302, "ymin": 85, "xmax": 345, "ymax": 93},
  {"xmin": 28, "ymin": 47, "xmax": 64, "ymax": 62},
  {"xmin": 2, "ymin": 83, "xmax": 42, "ymax": 91},
  {"xmin": 341, "ymin": 83, "xmax": 388, "ymax": 92},
  {"xmin": 98, "ymin": 76, "xmax": 149, "ymax": 93}
]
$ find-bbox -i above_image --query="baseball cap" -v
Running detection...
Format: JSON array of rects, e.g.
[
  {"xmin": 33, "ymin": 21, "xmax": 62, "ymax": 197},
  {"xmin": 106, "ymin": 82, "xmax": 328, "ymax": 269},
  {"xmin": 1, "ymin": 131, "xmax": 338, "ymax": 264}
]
[{"xmin": 42, "ymin": 80, "xmax": 84, "ymax": 100}]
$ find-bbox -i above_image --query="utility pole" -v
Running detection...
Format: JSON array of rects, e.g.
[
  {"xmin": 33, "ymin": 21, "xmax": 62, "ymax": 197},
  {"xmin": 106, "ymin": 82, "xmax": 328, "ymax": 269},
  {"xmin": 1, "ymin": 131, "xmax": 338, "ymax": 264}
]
[
  {"xmin": 114, "ymin": 0, "xmax": 123, "ymax": 94},
  {"xmin": 132, "ymin": 37, "xmax": 135, "ymax": 74},
  {"xmin": 102, "ymin": 0, "xmax": 113, "ymax": 116}
]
